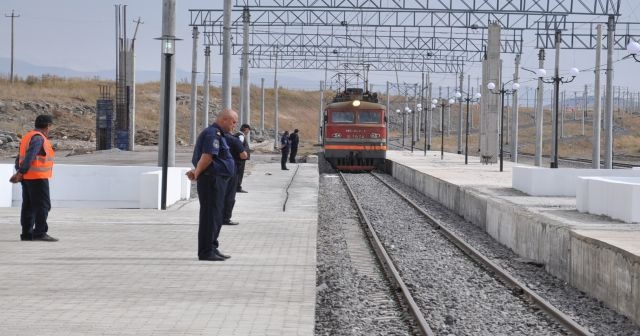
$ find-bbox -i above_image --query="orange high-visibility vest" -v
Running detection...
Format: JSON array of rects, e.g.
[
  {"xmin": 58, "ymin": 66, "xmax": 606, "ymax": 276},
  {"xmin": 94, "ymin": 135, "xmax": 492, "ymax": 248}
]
[{"xmin": 18, "ymin": 130, "xmax": 55, "ymax": 180}]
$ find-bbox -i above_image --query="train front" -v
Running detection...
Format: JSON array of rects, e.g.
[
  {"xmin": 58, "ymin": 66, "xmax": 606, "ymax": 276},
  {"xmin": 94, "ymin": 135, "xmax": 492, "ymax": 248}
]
[{"xmin": 323, "ymin": 91, "xmax": 387, "ymax": 171}]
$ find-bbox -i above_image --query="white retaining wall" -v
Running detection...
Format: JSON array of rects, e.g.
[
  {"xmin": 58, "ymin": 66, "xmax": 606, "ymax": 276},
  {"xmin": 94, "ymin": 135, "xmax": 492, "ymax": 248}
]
[
  {"xmin": 512, "ymin": 166, "xmax": 640, "ymax": 196},
  {"xmin": 0, "ymin": 164, "xmax": 190, "ymax": 209},
  {"xmin": 577, "ymin": 176, "xmax": 640, "ymax": 223}
]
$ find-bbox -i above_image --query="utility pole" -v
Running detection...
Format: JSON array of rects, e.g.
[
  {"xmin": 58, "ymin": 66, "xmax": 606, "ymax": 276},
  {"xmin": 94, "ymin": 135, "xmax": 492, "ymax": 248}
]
[{"xmin": 5, "ymin": 10, "xmax": 20, "ymax": 83}]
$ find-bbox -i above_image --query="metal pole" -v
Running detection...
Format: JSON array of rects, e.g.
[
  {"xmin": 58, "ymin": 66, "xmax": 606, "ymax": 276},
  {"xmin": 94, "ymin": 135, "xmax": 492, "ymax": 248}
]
[
  {"xmin": 440, "ymin": 102, "xmax": 445, "ymax": 160},
  {"xmin": 241, "ymin": 7, "xmax": 250, "ymax": 124},
  {"xmin": 203, "ymin": 46, "xmax": 210, "ymax": 129},
  {"xmin": 511, "ymin": 54, "xmax": 520, "ymax": 162},
  {"xmin": 161, "ymin": 54, "xmax": 171, "ymax": 210},
  {"xmin": 159, "ymin": 0, "xmax": 176, "ymax": 167},
  {"xmin": 604, "ymin": 16, "xmax": 615, "ymax": 169},
  {"xmin": 457, "ymin": 71, "xmax": 464, "ymax": 154},
  {"xmin": 551, "ymin": 30, "xmax": 561, "ymax": 168},
  {"xmin": 222, "ymin": 0, "xmax": 232, "ymax": 109},
  {"xmin": 500, "ymin": 88, "xmax": 505, "ymax": 172},
  {"xmin": 5, "ymin": 10, "xmax": 19, "ymax": 83},
  {"xmin": 386, "ymin": 81, "xmax": 390, "ymax": 149},
  {"xmin": 261, "ymin": 78, "xmax": 265, "ymax": 135},
  {"xmin": 319, "ymin": 80, "xmax": 324, "ymax": 143},
  {"xmin": 465, "ymin": 75, "xmax": 471, "ymax": 164},
  {"xmin": 190, "ymin": 27, "xmax": 199, "ymax": 145},
  {"xmin": 427, "ymin": 78, "xmax": 432, "ymax": 150},
  {"xmin": 583, "ymin": 85, "xmax": 587, "ymax": 136},
  {"xmin": 535, "ymin": 49, "xmax": 545, "ymax": 166}
]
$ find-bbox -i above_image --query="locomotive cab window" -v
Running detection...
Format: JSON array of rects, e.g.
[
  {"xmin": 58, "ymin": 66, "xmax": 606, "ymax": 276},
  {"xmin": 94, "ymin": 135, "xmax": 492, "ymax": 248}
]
[
  {"xmin": 358, "ymin": 111, "xmax": 381, "ymax": 124},
  {"xmin": 331, "ymin": 111, "xmax": 355, "ymax": 123}
]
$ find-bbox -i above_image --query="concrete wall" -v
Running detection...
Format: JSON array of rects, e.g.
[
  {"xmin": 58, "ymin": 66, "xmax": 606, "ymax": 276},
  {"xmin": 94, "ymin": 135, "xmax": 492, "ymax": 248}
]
[
  {"xmin": 390, "ymin": 160, "xmax": 640, "ymax": 326},
  {"xmin": 577, "ymin": 176, "xmax": 640, "ymax": 223},
  {"xmin": 1, "ymin": 164, "xmax": 190, "ymax": 209},
  {"xmin": 513, "ymin": 166, "xmax": 640, "ymax": 196},
  {"xmin": 571, "ymin": 232, "xmax": 640, "ymax": 325}
]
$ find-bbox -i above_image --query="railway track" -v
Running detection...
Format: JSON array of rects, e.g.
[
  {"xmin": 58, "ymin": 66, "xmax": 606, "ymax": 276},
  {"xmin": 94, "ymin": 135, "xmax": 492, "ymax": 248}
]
[{"xmin": 339, "ymin": 171, "xmax": 594, "ymax": 335}]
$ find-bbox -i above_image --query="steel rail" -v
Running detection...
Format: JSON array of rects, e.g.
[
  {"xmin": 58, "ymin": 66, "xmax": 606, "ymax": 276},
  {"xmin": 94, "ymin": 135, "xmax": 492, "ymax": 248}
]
[
  {"xmin": 338, "ymin": 171, "xmax": 434, "ymax": 336},
  {"xmin": 371, "ymin": 172, "xmax": 594, "ymax": 336}
]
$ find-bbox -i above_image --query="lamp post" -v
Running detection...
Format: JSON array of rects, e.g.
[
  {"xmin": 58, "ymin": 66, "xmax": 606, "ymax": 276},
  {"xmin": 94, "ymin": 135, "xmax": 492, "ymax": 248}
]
[
  {"xmin": 487, "ymin": 81, "xmax": 519, "ymax": 172},
  {"xmin": 628, "ymin": 40, "xmax": 640, "ymax": 62},
  {"xmin": 156, "ymin": 35, "xmax": 179, "ymax": 210},
  {"xmin": 537, "ymin": 67, "xmax": 579, "ymax": 168},
  {"xmin": 395, "ymin": 108, "xmax": 402, "ymax": 149},
  {"xmin": 455, "ymin": 91, "xmax": 482, "ymax": 164},
  {"xmin": 416, "ymin": 103, "xmax": 422, "ymax": 154},
  {"xmin": 432, "ymin": 98, "xmax": 455, "ymax": 160}
]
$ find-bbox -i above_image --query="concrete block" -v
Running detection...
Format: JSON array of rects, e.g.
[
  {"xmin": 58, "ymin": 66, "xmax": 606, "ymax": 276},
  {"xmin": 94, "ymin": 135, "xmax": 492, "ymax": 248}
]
[
  {"xmin": 577, "ymin": 177, "xmax": 640, "ymax": 223},
  {"xmin": 0, "ymin": 164, "xmax": 14, "ymax": 207}
]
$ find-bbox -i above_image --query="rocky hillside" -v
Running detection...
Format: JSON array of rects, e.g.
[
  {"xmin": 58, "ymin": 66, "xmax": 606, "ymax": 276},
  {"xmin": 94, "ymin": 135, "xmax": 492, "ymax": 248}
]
[{"xmin": 0, "ymin": 76, "xmax": 323, "ymax": 159}]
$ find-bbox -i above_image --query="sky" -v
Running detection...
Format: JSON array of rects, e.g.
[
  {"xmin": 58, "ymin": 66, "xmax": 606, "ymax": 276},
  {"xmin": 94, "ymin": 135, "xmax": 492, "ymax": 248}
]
[{"xmin": 1, "ymin": 0, "xmax": 640, "ymax": 98}]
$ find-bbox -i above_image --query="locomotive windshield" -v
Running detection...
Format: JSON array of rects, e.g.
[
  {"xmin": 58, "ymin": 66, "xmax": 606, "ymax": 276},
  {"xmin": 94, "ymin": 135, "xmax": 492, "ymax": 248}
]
[
  {"xmin": 331, "ymin": 111, "xmax": 355, "ymax": 123},
  {"xmin": 358, "ymin": 111, "xmax": 381, "ymax": 124}
]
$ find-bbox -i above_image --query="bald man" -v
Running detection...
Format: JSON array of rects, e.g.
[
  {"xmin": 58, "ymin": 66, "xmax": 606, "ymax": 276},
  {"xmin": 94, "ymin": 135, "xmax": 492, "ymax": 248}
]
[{"xmin": 187, "ymin": 109, "xmax": 238, "ymax": 261}]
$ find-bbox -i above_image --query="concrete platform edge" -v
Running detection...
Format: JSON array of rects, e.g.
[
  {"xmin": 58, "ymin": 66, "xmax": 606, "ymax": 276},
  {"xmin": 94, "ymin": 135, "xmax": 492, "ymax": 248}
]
[{"xmin": 389, "ymin": 161, "xmax": 640, "ymax": 325}]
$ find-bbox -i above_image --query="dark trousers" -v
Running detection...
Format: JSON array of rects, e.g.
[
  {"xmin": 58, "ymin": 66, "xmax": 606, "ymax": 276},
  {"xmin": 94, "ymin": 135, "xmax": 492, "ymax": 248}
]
[
  {"xmin": 20, "ymin": 179, "xmax": 51, "ymax": 237},
  {"xmin": 235, "ymin": 160, "xmax": 246, "ymax": 191},
  {"xmin": 281, "ymin": 149, "xmax": 289, "ymax": 169},
  {"xmin": 289, "ymin": 147, "xmax": 298, "ymax": 163},
  {"xmin": 223, "ymin": 174, "xmax": 238, "ymax": 224},
  {"xmin": 197, "ymin": 174, "xmax": 229, "ymax": 258}
]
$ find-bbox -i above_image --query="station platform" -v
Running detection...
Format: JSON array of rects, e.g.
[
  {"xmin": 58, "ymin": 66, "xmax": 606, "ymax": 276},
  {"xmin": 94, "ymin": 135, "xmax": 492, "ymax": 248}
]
[
  {"xmin": 386, "ymin": 150, "xmax": 640, "ymax": 326},
  {"xmin": 0, "ymin": 150, "xmax": 317, "ymax": 336}
]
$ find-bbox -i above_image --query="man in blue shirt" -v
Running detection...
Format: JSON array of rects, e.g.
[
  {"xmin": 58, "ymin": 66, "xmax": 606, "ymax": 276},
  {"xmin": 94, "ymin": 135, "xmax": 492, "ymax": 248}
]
[
  {"xmin": 222, "ymin": 130, "xmax": 248, "ymax": 226},
  {"xmin": 187, "ymin": 109, "xmax": 238, "ymax": 261}
]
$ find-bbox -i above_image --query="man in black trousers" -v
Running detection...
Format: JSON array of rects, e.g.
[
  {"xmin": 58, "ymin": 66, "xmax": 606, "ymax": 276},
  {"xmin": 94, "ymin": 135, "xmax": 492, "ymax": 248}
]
[
  {"xmin": 11, "ymin": 115, "xmax": 58, "ymax": 242},
  {"xmin": 280, "ymin": 130, "xmax": 290, "ymax": 170},
  {"xmin": 288, "ymin": 128, "xmax": 299, "ymax": 163},
  {"xmin": 236, "ymin": 124, "xmax": 251, "ymax": 193}
]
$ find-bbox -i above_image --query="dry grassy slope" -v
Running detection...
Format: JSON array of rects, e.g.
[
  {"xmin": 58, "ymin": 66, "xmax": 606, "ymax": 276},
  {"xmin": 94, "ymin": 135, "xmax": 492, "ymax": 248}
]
[
  {"xmin": 2, "ymin": 77, "xmax": 639, "ymax": 160},
  {"xmin": 0, "ymin": 78, "xmax": 323, "ymax": 146}
]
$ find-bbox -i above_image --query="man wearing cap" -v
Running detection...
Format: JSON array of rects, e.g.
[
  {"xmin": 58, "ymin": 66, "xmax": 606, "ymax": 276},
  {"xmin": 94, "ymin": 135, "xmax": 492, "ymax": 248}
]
[{"xmin": 10, "ymin": 114, "xmax": 58, "ymax": 242}]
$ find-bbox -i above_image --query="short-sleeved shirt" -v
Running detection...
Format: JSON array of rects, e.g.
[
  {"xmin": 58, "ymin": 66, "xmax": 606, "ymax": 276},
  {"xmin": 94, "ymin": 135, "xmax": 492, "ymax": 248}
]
[
  {"xmin": 192, "ymin": 123, "xmax": 235, "ymax": 177},
  {"xmin": 225, "ymin": 133, "xmax": 245, "ymax": 163}
]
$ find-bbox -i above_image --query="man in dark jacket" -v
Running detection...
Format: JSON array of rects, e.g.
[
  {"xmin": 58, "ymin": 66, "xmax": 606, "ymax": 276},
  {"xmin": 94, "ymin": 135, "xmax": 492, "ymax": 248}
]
[
  {"xmin": 236, "ymin": 124, "xmax": 251, "ymax": 193},
  {"xmin": 288, "ymin": 128, "xmax": 299, "ymax": 163},
  {"xmin": 222, "ymin": 129, "xmax": 248, "ymax": 226},
  {"xmin": 280, "ymin": 130, "xmax": 290, "ymax": 170}
]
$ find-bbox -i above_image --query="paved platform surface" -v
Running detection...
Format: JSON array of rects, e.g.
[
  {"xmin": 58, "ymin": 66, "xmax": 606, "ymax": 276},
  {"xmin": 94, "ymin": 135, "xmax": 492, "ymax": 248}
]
[{"xmin": 0, "ymin": 149, "xmax": 317, "ymax": 336}]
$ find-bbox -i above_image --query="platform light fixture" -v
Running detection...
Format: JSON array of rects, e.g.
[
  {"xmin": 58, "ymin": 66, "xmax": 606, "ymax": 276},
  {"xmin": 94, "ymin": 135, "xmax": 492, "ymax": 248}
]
[
  {"xmin": 627, "ymin": 40, "xmax": 640, "ymax": 62},
  {"xmin": 487, "ymin": 80, "xmax": 519, "ymax": 172},
  {"xmin": 454, "ymin": 91, "xmax": 482, "ymax": 164},
  {"xmin": 538, "ymin": 67, "xmax": 579, "ymax": 168}
]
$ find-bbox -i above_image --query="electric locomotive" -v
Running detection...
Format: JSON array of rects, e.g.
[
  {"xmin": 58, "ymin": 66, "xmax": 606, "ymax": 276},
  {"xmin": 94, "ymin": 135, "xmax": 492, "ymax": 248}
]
[{"xmin": 322, "ymin": 88, "xmax": 387, "ymax": 171}]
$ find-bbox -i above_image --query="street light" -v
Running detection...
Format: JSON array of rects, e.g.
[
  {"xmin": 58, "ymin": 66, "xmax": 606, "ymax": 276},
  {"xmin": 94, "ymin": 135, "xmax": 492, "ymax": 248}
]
[
  {"xmin": 538, "ymin": 67, "xmax": 579, "ymax": 168},
  {"xmin": 403, "ymin": 106, "xmax": 411, "ymax": 149},
  {"xmin": 455, "ymin": 91, "xmax": 482, "ymax": 164},
  {"xmin": 155, "ymin": 35, "xmax": 180, "ymax": 210},
  {"xmin": 416, "ymin": 103, "xmax": 422, "ymax": 154},
  {"xmin": 432, "ymin": 97, "xmax": 455, "ymax": 160},
  {"xmin": 487, "ymin": 81, "xmax": 519, "ymax": 172},
  {"xmin": 627, "ymin": 40, "xmax": 640, "ymax": 62}
]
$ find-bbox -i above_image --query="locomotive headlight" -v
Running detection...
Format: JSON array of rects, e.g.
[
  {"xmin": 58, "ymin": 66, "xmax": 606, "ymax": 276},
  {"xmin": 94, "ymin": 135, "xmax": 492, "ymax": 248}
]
[
  {"xmin": 331, "ymin": 133, "xmax": 342, "ymax": 138},
  {"xmin": 370, "ymin": 133, "xmax": 381, "ymax": 139},
  {"xmin": 352, "ymin": 100, "xmax": 361, "ymax": 107}
]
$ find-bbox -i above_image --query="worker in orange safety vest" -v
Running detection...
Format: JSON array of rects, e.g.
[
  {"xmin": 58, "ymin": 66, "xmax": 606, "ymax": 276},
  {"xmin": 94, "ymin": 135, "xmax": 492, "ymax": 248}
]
[{"xmin": 10, "ymin": 114, "xmax": 58, "ymax": 242}]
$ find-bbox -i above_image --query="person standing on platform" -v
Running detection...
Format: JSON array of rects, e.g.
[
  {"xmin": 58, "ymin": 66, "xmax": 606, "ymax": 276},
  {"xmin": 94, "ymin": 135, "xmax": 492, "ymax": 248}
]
[
  {"xmin": 222, "ymin": 129, "xmax": 248, "ymax": 226},
  {"xmin": 236, "ymin": 124, "xmax": 252, "ymax": 193},
  {"xmin": 10, "ymin": 115, "xmax": 58, "ymax": 242},
  {"xmin": 288, "ymin": 128, "xmax": 299, "ymax": 164},
  {"xmin": 187, "ymin": 109, "xmax": 238, "ymax": 261},
  {"xmin": 280, "ymin": 130, "xmax": 290, "ymax": 170}
]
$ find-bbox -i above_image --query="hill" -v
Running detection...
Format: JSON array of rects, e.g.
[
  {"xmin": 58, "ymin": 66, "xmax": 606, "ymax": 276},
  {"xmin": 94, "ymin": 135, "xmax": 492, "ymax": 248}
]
[{"xmin": 1, "ymin": 75, "xmax": 639, "ymax": 163}]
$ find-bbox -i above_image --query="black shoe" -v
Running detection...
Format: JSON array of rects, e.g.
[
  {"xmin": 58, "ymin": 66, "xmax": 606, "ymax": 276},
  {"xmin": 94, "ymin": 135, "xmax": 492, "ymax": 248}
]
[
  {"xmin": 33, "ymin": 234, "xmax": 58, "ymax": 242},
  {"xmin": 282, "ymin": 168, "xmax": 289, "ymax": 170},
  {"xmin": 199, "ymin": 254, "xmax": 225, "ymax": 261},
  {"xmin": 223, "ymin": 221, "xmax": 239, "ymax": 225},
  {"xmin": 237, "ymin": 189, "xmax": 248, "ymax": 193},
  {"xmin": 215, "ymin": 250, "xmax": 231, "ymax": 259},
  {"xmin": 20, "ymin": 234, "xmax": 33, "ymax": 241}
]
